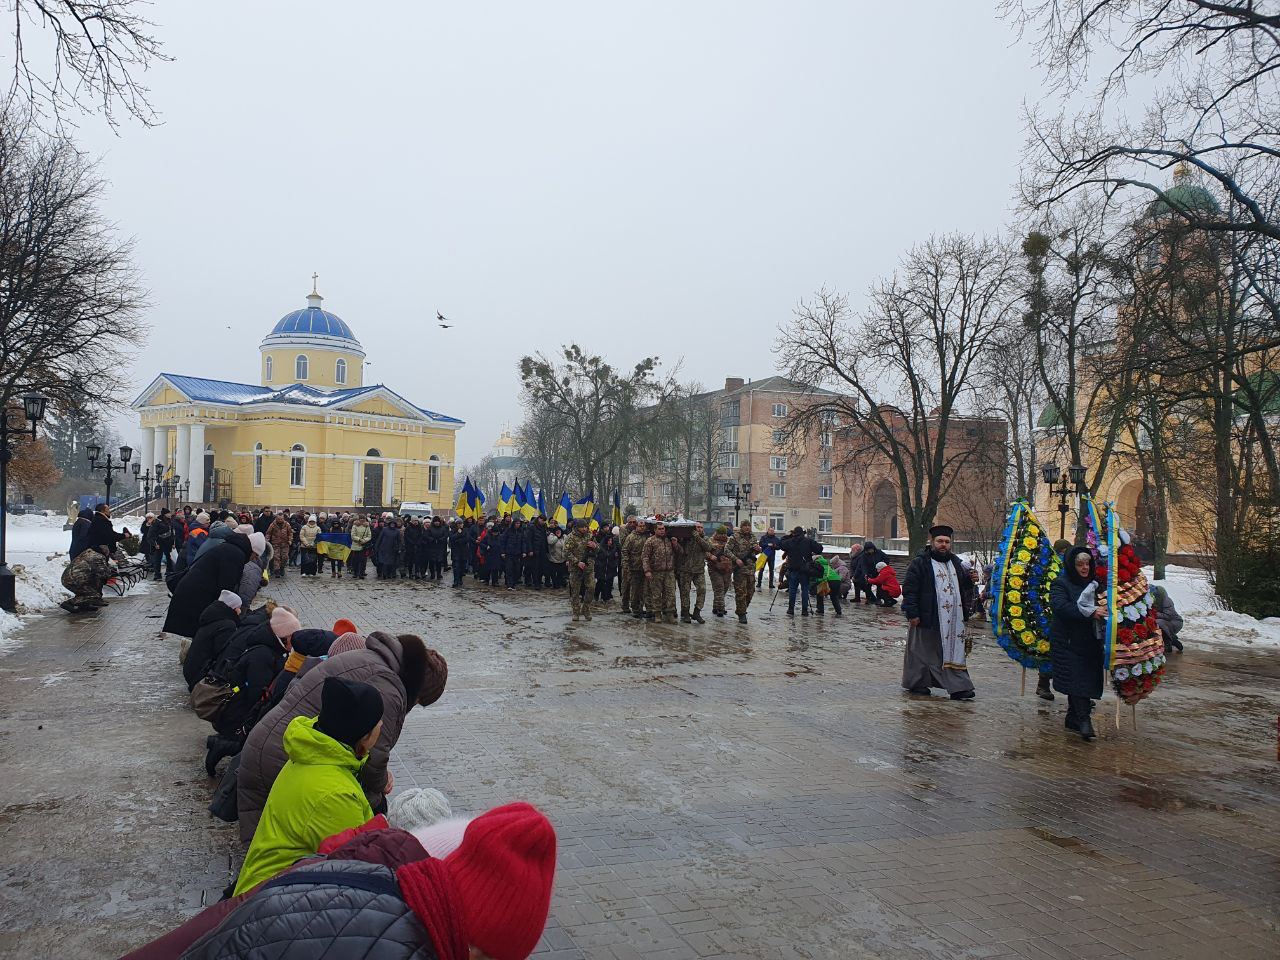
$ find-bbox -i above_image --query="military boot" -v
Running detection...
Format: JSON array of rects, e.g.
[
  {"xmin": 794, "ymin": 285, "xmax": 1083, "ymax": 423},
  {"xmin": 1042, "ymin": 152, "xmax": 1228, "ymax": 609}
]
[
  {"xmin": 680, "ymin": 612, "xmax": 692, "ymax": 623},
  {"xmin": 692, "ymin": 608, "xmax": 705, "ymax": 624},
  {"xmin": 737, "ymin": 612, "xmax": 748, "ymax": 624}
]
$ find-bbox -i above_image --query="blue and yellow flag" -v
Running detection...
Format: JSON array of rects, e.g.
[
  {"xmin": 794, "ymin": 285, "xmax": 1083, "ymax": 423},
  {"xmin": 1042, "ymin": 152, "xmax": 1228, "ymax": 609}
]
[
  {"xmin": 519, "ymin": 481, "xmax": 538, "ymax": 520},
  {"xmin": 572, "ymin": 489, "xmax": 595, "ymax": 520},
  {"xmin": 611, "ymin": 490, "xmax": 623, "ymax": 528},
  {"xmin": 590, "ymin": 505, "xmax": 605, "ymax": 532},
  {"xmin": 512, "ymin": 480, "xmax": 526, "ymax": 517},
  {"xmin": 552, "ymin": 492, "xmax": 571, "ymax": 526},
  {"xmin": 498, "ymin": 481, "xmax": 513, "ymax": 517},
  {"xmin": 455, "ymin": 477, "xmax": 473, "ymax": 518},
  {"xmin": 537, "ymin": 488, "xmax": 547, "ymax": 519},
  {"xmin": 471, "ymin": 485, "xmax": 486, "ymax": 517},
  {"xmin": 316, "ymin": 532, "xmax": 352, "ymax": 563}
]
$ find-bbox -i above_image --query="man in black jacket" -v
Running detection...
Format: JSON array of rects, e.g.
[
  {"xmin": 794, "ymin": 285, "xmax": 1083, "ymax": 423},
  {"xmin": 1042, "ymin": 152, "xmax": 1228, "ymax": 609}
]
[
  {"xmin": 86, "ymin": 503, "xmax": 130, "ymax": 556},
  {"xmin": 528, "ymin": 516, "xmax": 549, "ymax": 589},
  {"xmin": 778, "ymin": 527, "xmax": 824, "ymax": 616},
  {"xmin": 900, "ymin": 524, "xmax": 977, "ymax": 700}
]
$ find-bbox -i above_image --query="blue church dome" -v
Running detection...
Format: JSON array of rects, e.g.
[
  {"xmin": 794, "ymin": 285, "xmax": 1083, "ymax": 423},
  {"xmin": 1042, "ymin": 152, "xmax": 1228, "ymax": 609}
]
[
  {"xmin": 260, "ymin": 284, "xmax": 363, "ymax": 353},
  {"xmin": 270, "ymin": 306, "xmax": 357, "ymax": 341}
]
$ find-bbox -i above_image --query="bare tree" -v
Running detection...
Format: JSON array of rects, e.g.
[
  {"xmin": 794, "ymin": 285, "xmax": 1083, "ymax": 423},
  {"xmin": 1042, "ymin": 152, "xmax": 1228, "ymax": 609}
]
[
  {"xmin": 1009, "ymin": 0, "xmax": 1280, "ymax": 241},
  {"xmin": 974, "ymin": 320, "xmax": 1046, "ymax": 501},
  {"xmin": 0, "ymin": 120, "xmax": 147, "ymax": 420},
  {"xmin": 518, "ymin": 345, "xmax": 671, "ymax": 498},
  {"xmin": 776, "ymin": 235, "xmax": 1019, "ymax": 552},
  {"xmin": 6, "ymin": 1, "xmax": 168, "ymax": 129}
]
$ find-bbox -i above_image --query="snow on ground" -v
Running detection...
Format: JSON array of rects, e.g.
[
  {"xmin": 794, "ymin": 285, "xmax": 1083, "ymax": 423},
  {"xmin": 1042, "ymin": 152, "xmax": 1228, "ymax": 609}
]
[
  {"xmin": 1147, "ymin": 563, "xmax": 1280, "ymax": 651},
  {"xmin": 0, "ymin": 512, "xmax": 145, "ymax": 655}
]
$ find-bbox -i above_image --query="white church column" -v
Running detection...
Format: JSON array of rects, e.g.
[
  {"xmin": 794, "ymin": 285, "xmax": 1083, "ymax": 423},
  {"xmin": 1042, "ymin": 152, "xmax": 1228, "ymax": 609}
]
[
  {"xmin": 153, "ymin": 426, "xmax": 171, "ymax": 473},
  {"xmin": 188, "ymin": 422, "xmax": 206, "ymax": 502},
  {"xmin": 175, "ymin": 424, "xmax": 191, "ymax": 491},
  {"xmin": 140, "ymin": 428, "xmax": 155, "ymax": 484},
  {"xmin": 352, "ymin": 459, "xmax": 362, "ymax": 504},
  {"xmin": 385, "ymin": 462, "xmax": 394, "ymax": 506}
]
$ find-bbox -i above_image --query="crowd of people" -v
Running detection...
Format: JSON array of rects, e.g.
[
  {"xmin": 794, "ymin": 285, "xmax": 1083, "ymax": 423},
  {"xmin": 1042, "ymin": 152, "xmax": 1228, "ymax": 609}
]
[{"xmin": 101, "ymin": 506, "xmax": 561, "ymax": 958}]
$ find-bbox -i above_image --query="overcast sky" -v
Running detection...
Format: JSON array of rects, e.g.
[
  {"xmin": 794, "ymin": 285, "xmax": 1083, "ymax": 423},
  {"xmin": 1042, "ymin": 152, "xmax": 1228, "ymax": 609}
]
[{"xmin": 81, "ymin": 1, "xmax": 1042, "ymax": 468}]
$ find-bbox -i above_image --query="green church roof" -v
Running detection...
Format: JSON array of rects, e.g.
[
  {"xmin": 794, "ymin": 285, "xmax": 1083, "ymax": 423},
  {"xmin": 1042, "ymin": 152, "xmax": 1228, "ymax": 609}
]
[
  {"xmin": 1037, "ymin": 404, "xmax": 1064, "ymax": 429},
  {"xmin": 1147, "ymin": 182, "xmax": 1221, "ymax": 219}
]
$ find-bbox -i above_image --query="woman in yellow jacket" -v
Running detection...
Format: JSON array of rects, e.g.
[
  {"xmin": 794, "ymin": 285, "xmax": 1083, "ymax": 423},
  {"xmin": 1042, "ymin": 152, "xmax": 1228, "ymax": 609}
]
[{"xmin": 233, "ymin": 677, "xmax": 384, "ymax": 895}]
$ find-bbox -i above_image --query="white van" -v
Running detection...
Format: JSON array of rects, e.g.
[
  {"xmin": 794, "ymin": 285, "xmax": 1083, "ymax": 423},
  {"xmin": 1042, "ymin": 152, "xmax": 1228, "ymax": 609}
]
[{"xmin": 397, "ymin": 502, "xmax": 434, "ymax": 521}]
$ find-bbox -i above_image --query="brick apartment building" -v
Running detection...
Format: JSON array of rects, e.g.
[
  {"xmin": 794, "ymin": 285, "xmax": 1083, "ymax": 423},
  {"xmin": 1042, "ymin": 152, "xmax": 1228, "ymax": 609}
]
[{"xmin": 627, "ymin": 375, "xmax": 1006, "ymax": 545}]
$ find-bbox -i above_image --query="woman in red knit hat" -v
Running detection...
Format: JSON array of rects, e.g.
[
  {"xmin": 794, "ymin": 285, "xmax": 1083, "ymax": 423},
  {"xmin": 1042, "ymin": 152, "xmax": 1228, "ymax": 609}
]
[{"xmin": 122, "ymin": 801, "xmax": 558, "ymax": 960}]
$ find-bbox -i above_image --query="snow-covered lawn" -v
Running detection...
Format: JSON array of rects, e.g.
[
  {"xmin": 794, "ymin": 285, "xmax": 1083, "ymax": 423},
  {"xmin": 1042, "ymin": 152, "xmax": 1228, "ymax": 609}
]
[
  {"xmin": 0, "ymin": 512, "xmax": 145, "ymax": 655},
  {"xmin": 1148, "ymin": 563, "xmax": 1280, "ymax": 651}
]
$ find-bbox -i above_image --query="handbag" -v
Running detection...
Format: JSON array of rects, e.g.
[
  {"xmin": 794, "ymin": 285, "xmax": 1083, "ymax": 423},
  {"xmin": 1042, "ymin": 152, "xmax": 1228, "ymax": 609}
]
[{"xmin": 191, "ymin": 676, "xmax": 236, "ymax": 723}]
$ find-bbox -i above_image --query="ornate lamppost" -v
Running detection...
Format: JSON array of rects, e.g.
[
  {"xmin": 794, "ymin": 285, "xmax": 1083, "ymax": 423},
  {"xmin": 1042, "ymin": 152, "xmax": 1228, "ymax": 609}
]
[
  {"xmin": 1041, "ymin": 462, "xmax": 1088, "ymax": 541},
  {"xmin": 0, "ymin": 394, "xmax": 48, "ymax": 612},
  {"xmin": 134, "ymin": 462, "xmax": 162, "ymax": 515},
  {"xmin": 87, "ymin": 443, "xmax": 133, "ymax": 506},
  {"xmin": 722, "ymin": 481, "xmax": 752, "ymax": 528}
]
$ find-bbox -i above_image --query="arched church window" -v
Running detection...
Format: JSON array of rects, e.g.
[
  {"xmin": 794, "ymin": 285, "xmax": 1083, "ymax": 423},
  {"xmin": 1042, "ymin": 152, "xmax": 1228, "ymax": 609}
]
[
  {"xmin": 265, "ymin": 356, "xmax": 273, "ymax": 381},
  {"xmin": 366, "ymin": 448, "xmax": 381, "ymax": 457},
  {"xmin": 428, "ymin": 454, "xmax": 441, "ymax": 493},
  {"xmin": 253, "ymin": 443, "xmax": 263, "ymax": 486},
  {"xmin": 290, "ymin": 443, "xmax": 306, "ymax": 487},
  {"xmin": 336, "ymin": 358, "xmax": 347, "ymax": 385},
  {"xmin": 295, "ymin": 355, "xmax": 309, "ymax": 380}
]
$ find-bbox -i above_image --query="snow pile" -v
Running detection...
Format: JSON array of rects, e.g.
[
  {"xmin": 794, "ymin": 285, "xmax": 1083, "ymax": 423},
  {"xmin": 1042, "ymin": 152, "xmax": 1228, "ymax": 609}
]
[{"xmin": 1147, "ymin": 564, "xmax": 1280, "ymax": 650}]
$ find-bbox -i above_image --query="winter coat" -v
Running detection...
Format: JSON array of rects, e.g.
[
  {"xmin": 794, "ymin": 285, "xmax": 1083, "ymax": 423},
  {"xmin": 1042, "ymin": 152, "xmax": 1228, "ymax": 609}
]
[
  {"xmin": 680, "ymin": 533, "xmax": 712, "ymax": 576},
  {"xmin": 813, "ymin": 556, "xmax": 843, "ymax": 584},
  {"xmin": 233, "ymin": 716, "xmax": 374, "ymax": 895},
  {"xmin": 1151, "ymin": 585, "xmax": 1183, "ymax": 640},
  {"xmin": 425, "ymin": 522, "xmax": 449, "ymax": 561},
  {"xmin": 447, "ymin": 528, "xmax": 468, "ymax": 560},
  {"xmin": 403, "ymin": 522, "xmax": 424, "ymax": 559},
  {"xmin": 266, "ymin": 517, "xmax": 293, "ymax": 554},
  {"xmin": 182, "ymin": 857, "xmax": 446, "ymax": 960},
  {"xmin": 124, "ymin": 825, "xmax": 435, "ymax": 960},
  {"xmin": 547, "ymin": 533, "xmax": 566, "ymax": 564},
  {"xmin": 184, "ymin": 525, "xmax": 210, "ymax": 565},
  {"xmin": 86, "ymin": 513, "xmax": 125, "ymax": 555},
  {"xmin": 349, "ymin": 522, "xmax": 372, "ymax": 553},
  {"xmin": 253, "ymin": 512, "xmax": 274, "ymax": 535},
  {"xmin": 237, "ymin": 632, "xmax": 425, "ymax": 841},
  {"xmin": 854, "ymin": 545, "xmax": 884, "ymax": 582},
  {"xmin": 163, "ymin": 534, "xmax": 252, "ymax": 638},
  {"xmin": 867, "ymin": 562, "xmax": 902, "ymax": 598},
  {"xmin": 1049, "ymin": 569, "xmax": 1105, "ymax": 698},
  {"xmin": 237, "ymin": 546, "xmax": 271, "ymax": 608},
  {"xmin": 759, "ymin": 532, "xmax": 781, "ymax": 557},
  {"xmin": 68, "ymin": 510, "xmax": 93, "ymax": 557},
  {"xmin": 594, "ymin": 538, "xmax": 620, "ymax": 581},
  {"xmin": 529, "ymin": 524, "xmax": 550, "ymax": 558},
  {"xmin": 299, "ymin": 522, "xmax": 320, "ymax": 550},
  {"xmin": 150, "ymin": 518, "xmax": 176, "ymax": 555},
  {"xmin": 210, "ymin": 618, "xmax": 289, "ymax": 736},
  {"xmin": 901, "ymin": 549, "xmax": 974, "ymax": 630},
  {"xmin": 778, "ymin": 534, "xmax": 824, "ymax": 577},
  {"xmin": 184, "ymin": 601, "xmax": 241, "ymax": 691},
  {"xmin": 373, "ymin": 525, "xmax": 402, "ymax": 568}
]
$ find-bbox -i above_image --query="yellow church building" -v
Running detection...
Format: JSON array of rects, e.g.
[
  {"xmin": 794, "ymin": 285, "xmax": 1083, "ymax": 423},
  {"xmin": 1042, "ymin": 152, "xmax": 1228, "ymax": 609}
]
[{"xmin": 131, "ymin": 284, "xmax": 463, "ymax": 511}]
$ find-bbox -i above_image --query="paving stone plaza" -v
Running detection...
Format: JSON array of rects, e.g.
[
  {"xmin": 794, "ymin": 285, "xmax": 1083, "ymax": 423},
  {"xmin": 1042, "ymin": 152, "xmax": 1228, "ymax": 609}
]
[{"xmin": 0, "ymin": 576, "xmax": 1277, "ymax": 959}]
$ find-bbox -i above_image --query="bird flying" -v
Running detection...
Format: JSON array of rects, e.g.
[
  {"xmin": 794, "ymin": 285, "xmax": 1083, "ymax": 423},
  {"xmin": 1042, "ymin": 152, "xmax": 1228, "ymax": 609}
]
[{"xmin": 437, "ymin": 310, "xmax": 452, "ymax": 329}]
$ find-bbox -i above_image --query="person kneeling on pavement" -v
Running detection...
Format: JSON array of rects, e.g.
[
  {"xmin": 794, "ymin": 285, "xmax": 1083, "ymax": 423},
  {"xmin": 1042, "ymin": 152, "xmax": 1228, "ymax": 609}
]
[
  {"xmin": 123, "ymin": 800, "xmax": 557, "ymax": 960},
  {"xmin": 237, "ymin": 631, "xmax": 448, "ymax": 842},
  {"xmin": 233, "ymin": 677, "xmax": 385, "ymax": 896}
]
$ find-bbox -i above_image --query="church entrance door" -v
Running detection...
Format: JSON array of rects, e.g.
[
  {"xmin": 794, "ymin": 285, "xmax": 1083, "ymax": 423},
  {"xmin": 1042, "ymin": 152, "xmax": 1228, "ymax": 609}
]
[{"xmin": 363, "ymin": 463, "xmax": 384, "ymax": 508}]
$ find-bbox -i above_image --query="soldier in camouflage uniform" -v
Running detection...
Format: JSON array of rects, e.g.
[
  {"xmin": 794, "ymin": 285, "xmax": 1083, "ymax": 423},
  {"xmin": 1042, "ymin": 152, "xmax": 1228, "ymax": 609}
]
[
  {"xmin": 60, "ymin": 547, "xmax": 111, "ymax": 612},
  {"xmin": 641, "ymin": 520, "xmax": 678, "ymax": 623},
  {"xmin": 618, "ymin": 518, "xmax": 638, "ymax": 612},
  {"xmin": 706, "ymin": 527, "xmax": 733, "ymax": 616},
  {"xmin": 726, "ymin": 520, "xmax": 761, "ymax": 623},
  {"xmin": 564, "ymin": 520, "xmax": 598, "ymax": 621},
  {"xmin": 677, "ymin": 522, "xmax": 712, "ymax": 624},
  {"xmin": 624, "ymin": 522, "xmax": 651, "ymax": 619}
]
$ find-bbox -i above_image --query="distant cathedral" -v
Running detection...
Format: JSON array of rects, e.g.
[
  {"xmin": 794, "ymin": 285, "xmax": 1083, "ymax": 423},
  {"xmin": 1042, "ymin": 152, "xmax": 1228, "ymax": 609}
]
[{"xmin": 132, "ymin": 281, "xmax": 463, "ymax": 510}]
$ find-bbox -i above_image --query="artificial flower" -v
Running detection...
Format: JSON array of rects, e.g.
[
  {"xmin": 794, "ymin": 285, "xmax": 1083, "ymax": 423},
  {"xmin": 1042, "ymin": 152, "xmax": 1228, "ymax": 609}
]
[{"xmin": 1035, "ymin": 640, "xmax": 1050, "ymax": 653}]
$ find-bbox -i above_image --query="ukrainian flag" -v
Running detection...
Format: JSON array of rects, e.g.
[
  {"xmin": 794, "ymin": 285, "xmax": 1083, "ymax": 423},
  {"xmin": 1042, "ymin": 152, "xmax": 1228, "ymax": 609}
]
[
  {"xmin": 472, "ymin": 486, "xmax": 486, "ymax": 517},
  {"xmin": 553, "ymin": 492, "xmax": 571, "ymax": 526},
  {"xmin": 590, "ymin": 505, "xmax": 606, "ymax": 532},
  {"xmin": 611, "ymin": 490, "xmax": 623, "ymax": 528},
  {"xmin": 572, "ymin": 490, "xmax": 595, "ymax": 520},
  {"xmin": 537, "ymin": 488, "xmax": 547, "ymax": 519},
  {"xmin": 498, "ymin": 481, "xmax": 514, "ymax": 517},
  {"xmin": 519, "ymin": 481, "xmax": 538, "ymax": 520},
  {"xmin": 455, "ymin": 477, "xmax": 473, "ymax": 518}
]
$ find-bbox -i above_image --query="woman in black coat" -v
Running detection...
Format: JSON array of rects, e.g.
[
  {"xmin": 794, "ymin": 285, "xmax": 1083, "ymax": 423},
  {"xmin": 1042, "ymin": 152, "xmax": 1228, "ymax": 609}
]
[
  {"xmin": 373, "ymin": 521, "xmax": 402, "ymax": 579},
  {"xmin": 594, "ymin": 534, "xmax": 620, "ymax": 601},
  {"xmin": 163, "ymin": 533, "xmax": 252, "ymax": 638},
  {"xmin": 424, "ymin": 517, "xmax": 449, "ymax": 581},
  {"xmin": 1049, "ymin": 546, "xmax": 1107, "ymax": 741}
]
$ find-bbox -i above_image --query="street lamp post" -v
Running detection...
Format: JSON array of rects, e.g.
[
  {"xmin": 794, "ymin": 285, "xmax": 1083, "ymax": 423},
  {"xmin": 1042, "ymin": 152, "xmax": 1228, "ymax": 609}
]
[
  {"xmin": 87, "ymin": 443, "xmax": 133, "ymax": 507},
  {"xmin": 135, "ymin": 463, "xmax": 162, "ymax": 515},
  {"xmin": 0, "ymin": 394, "xmax": 48, "ymax": 612},
  {"xmin": 1041, "ymin": 462, "xmax": 1088, "ymax": 541},
  {"xmin": 722, "ymin": 481, "xmax": 752, "ymax": 528}
]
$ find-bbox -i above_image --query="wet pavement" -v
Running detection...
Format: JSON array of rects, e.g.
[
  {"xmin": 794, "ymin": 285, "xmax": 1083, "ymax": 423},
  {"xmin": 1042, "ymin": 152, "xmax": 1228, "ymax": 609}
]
[{"xmin": 0, "ymin": 573, "xmax": 1277, "ymax": 959}]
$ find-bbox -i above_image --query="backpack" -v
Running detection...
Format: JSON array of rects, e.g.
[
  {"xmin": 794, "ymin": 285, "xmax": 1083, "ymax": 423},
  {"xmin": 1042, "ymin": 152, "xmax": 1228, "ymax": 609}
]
[{"xmin": 189, "ymin": 623, "xmax": 261, "ymax": 723}]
